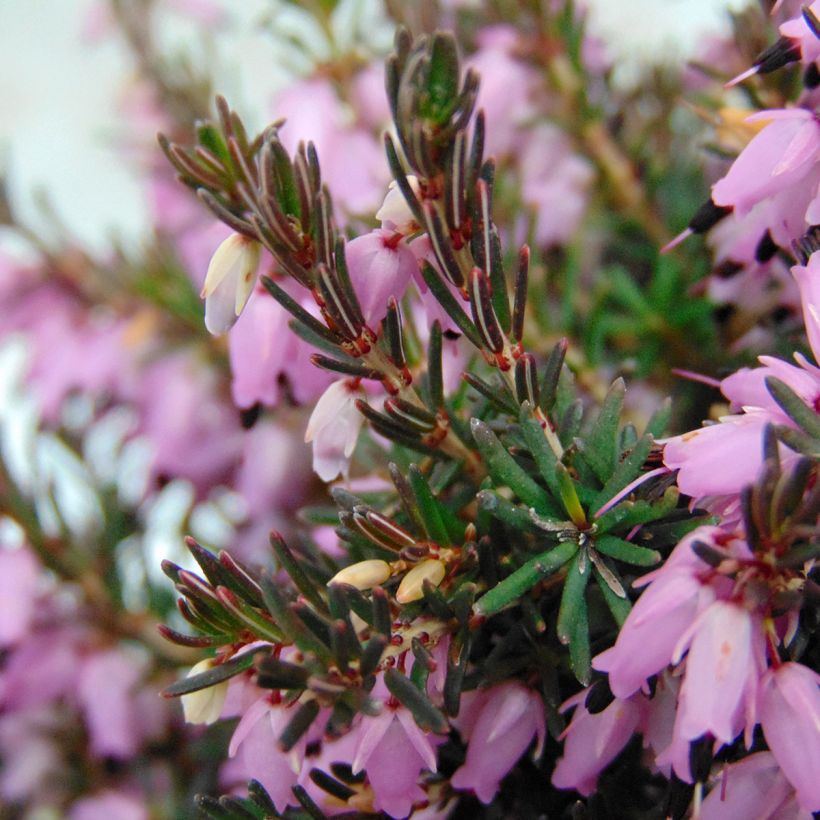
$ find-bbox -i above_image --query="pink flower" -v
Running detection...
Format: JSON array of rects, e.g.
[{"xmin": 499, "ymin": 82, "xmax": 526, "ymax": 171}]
[
  {"xmin": 451, "ymin": 682, "xmax": 546, "ymax": 803},
  {"xmin": 593, "ymin": 528, "xmax": 718, "ymax": 699},
  {"xmin": 228, "ymin": 284, "xmax": 331, "ymax": 409},
  {"xmin": 77, "ymin": 648, "xmax": 144, "ymax": 759},
  {"xmin": 758, "ymin": 663, "xmax": 820, "ymax": 812},
  {"xmin": 712, "ymin": 110, "xmax": 820, "ymax": 218},
  {"xmin": 520, "ymin": 125, "xmax": 594, "ymax": 248},
  {"xmin": 228, "ymin": 697, "xmax": 306, "ymax": 813},
  {"xmin": 351, "ymin": 706, "xmax": 441, "ymax": 817},
  {"xmin": 345, "ymin": 230, "xmax": 417, "ymax": 328},
  {"xmin": 780, "ymin": 2, "xmax": 820, "ymax": 66},
  {"xmin": 674, "ymin": 601, "xmax": 765, "ymax": 745},
  {"xmin": 69, "ymin": 790, "xmax": 148, "ymax": 820},
  {"xmin": 0, "ymin": 547, "xmax": 40, "ymax": 647},
  {"xmin": 551, "ymin": 689, "xmax": 643, "ymax": 797},
  {"xmin": 305, "ymin": 379, "xmax": 366, "ymax": 481},
  {"xmin": 274, "ymin": 80, "xmax": 387, "ymax": 218},
  {"xmin": 699, "ymin": 752, "xmax": 811, "ymax": 820}
]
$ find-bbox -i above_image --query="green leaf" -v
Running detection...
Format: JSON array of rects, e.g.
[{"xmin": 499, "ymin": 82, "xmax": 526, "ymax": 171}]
[
  {"xmin": 646, "ymin": 397, "xmax": 672, "ymax": 438},
  {"xmin": 582, "ymin": 378, "xmax": 625, "ymax": 482},
  {"xmin": 474, "ymin": 540, "xmax": 579, "ymax": 616},
  {"xmin": 424, "ymin": 32, "xmax": 460, "ymax": 125},
  {"xmin": 408, "ymin": 465, "xmax": 453, "ymax": 546},
  {"xmin": 471, "ymin": 419, "xmax": 555, "ymax": 514},
  {"xmin": 591, "ymin": 434, "xmax": 653, "ymax": 514},
  {"xmin": 163, "ymin": 649, "xmax": 263, "ymax": 697},
  {"xmin": 766, "ymin": 377, "xmax": 820, "ymax": 440},
  {"xmin": 594, "ymin": 486, "xmax": 679, "ymax": 534},
  {"xmin": 420, "ymin": 262, "xmax": 483, "ymax": 348},
  {"xmin": 518, "ymin": 406, "xmax": 563, "ymax": 505},
  {"xmin": 594, "ymin": 534, "xmax": 660, "ymax": 566},
  {"xmin": 557, "ymin": 548, "xmax": 590, "ymax": 645},
  {"xmin": 593, "ymin": 565, "xmax": 632, "ymax": 627}
]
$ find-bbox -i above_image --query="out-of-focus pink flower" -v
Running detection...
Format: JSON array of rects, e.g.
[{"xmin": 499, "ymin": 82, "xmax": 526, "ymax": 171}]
[
  {"xmin": 451, "ymin": 682, "xmax": 546, "ymax": 803},
  {"xmin": 274, "ymin": 80, "xmax": 387, "ymax": 218},
  {"xmin": 0, "ymin": 706, "xmax": 64, "ymax": 802},
  {"xmin": 345, "ymin": 230, "xmax": 417, "ymax": 328},
  {"xmin": 551, "ymin": 689, "xmax": 643, "ymax": 797},
  {"xmin": 305, "ymin": 379, "xmax": 366, "ymax": 481},
  {"xmin": 699, "ymin": 752, "xmax": 812, "ymax": 820},
  {"xmin": 758, "ymin": 663, "xmax": 820, "ymax": 812},
  {"xmin": 69, "ymin": 790, "xmax": 149, "ymax": 820},
  {"xmin": 674, "ymin": 600, "xmax": 765, "ymax": 745},
  {"xmin": 468, "ymin": 27, "xmax": 536, "ymax": 158},
  {"xmin": 77, "ymin": 648, "xmax": 144, "ymax": 759},
  {"xmin": 133, "ymin": 351, "xmax": 243, "ymax": 493},
  {"xmin": 520, "ymin": 125, "xmax": 594, "ymax": 248},
  {"xmin": 0, "ymin": 547, "xmax": 40, "ymax": 647},
  {"xmin": 228, "ymin": 284, "xmax": 331, "ymax": 409}
]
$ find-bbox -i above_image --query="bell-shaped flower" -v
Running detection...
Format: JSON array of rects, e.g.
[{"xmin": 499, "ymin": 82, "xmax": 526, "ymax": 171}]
[
  {"xmin": 304, "ymin": 379, "xmax": 366, "ymax": 481},
  {"xmin": 351, "ymin": 704, "xmax": 441, "ymax": 818},
  {"xmin": 451, "ymin": 682, "xmax": 546, "ymax": 804},
  {"xmin": 201, "ymin": 233, "xmax": 261, "ymax": 335},
  {"xmin": 699, "ymin": 752, "xmax": 811, "ymax": 820},
  {"xmin": 551, "ymin": 689, "xmax": 643, "ymax": 797},
  {"xmin": 345, "ymin": 230, "xmax": 417, "ymax": 328},
  {"xmin": 376, "ymin": 176, "xmax": 421, "ymax": 235},
  {"xmin": 758, "ymin": 662, "xmax": 820, "ymax": 812},
  {"xmin": 674, "ymin": 600, "xmax": 765, "ymax": 745},
  {"xmin": 593, "ymin": 528, "xmax": 717, "ymax": 698}
]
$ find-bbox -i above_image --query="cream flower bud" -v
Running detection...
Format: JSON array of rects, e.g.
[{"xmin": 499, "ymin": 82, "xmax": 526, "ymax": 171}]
[
  {"xmin": 201, "ymin": 233, "xmax": 261, "ymax": 335},
  {"xmin": 375, "ymin": 176, "xmax": 421, "ymax": 234},
  {"xmin": 180, "ymin": 659, "xmax": 229, "ymax": 725},
  {"xmin": 396, "ymin": 559, "xmax": 446, "ymax": 604},
  {"xmin": 329, "ymin": 559, "xmax": 391, "ymax": 590}
]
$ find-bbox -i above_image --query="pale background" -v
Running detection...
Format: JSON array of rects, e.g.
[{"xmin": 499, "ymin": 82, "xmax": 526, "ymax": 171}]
[{"xmin": 0, "ymin": 0, "xmax": 752, "ymax": 256}]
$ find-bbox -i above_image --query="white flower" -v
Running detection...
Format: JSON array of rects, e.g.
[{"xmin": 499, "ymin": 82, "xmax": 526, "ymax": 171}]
[
  {"xmin": 375, "ymin": 176, "xmax": 421, "ymax": 234},
  {"xmin": 180, "ymin": 659, "xmax": 229, "ymax": 725},
  {"xmin": 201, "ymin": 233, "xmax": 261, "ymax": 335},
  {"xmin": 304, "ymin": 379, "xmax": 366, "ymax": 481}
]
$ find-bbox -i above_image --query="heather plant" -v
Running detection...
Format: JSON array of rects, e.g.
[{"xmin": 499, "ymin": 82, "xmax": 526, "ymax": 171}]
[{"xmin": 0, "ymin": 1, "xmax": 817, "ymax": 819}]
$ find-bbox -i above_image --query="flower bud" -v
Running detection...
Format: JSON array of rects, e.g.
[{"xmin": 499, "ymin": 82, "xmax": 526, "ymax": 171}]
[
  {"xmin": 180, "ymin": 659, "xmax": 229, "ymax": 725},
  {"xmin": 329, "ymin": 559, "xmax": 391, "ymax": 590},
  {"xmin": 396, "ymin": 558, "xmax": 446, "ymax": 604},
  {"xmin": 201, "ymin": 233, "xmax": 261, "ymax": 335}
]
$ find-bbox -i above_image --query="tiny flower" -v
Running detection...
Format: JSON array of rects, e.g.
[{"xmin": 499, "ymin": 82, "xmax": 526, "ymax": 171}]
[
  {"xmin": 375, "ymin": 176, "xmax": 421, "ymax": 234},
  {"xmin": 758, "ymin": 662, "xmax": 820, "ymax": 812},
  {"xmin": 345, "ymin": 229, "xmax": 417, "ymax": 327},
  {"xmin": 698, "ymin": 752, "xmax": 807, "ymax": 820},
  {"xmin": 451, "ymin": 682, "xmax": 546, "ymax": 804},
  {"xmin": 396, "ymin": 559, "xmax": 445, "ymax": 604},
  {"xmin": 551, "ymin": 690, "xmax": 643, "ymax": 797},
  {"xmin": 304, "ymin": 379, "xmax": 366, "ymax": 481},
  {"xmin": 675, "ymin": 600, "xmax": 764, "ymax": 745},
  {"xmin": 329, "ymin": 559, "xmax": 392, "ymax": 590},
  {"xmin": 180, "ymin": 659, "xmax": 229, "ymax": 725},
  {"xmin": 201, "ymin": 233, "xmax": 261, "ymax": 335}
]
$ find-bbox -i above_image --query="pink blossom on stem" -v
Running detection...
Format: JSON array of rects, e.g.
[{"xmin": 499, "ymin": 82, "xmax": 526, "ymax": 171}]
[
  {"xmin": 674, "ymin": 600, "xmax": 765, "ymax": 745},
  {"xmin": 451, "ymin": 682, "xmax": 546, "ymax": 804},
  {"xmin": 758, "ymin": 663, "xmax": 820, "ymax": 812},
  {"xmin": 345, "ymin": 230, "xmax": 417, "ymax": 328},
  {"xmin": 699, "ymin": 752, "xmax": 812, "ymax": 820},
  {"xmin": 551, "ymin": 689, "xmax": 643, "ymax": 797}
]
